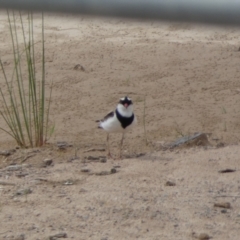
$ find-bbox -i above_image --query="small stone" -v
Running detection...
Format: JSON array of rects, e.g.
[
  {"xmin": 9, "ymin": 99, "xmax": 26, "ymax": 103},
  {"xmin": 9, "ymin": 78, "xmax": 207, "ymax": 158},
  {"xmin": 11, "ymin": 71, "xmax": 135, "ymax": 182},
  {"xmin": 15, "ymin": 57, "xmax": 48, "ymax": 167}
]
[
  {"xmin": 170, "ymin": 132, "xmax": 210, "ymax": 148},
  {"xmin": 16, "ymin": 188, "xmax": 32, "ymax": 196},
  {"xmin": 49, "ymin": 232, "xmax": 67, "ymax": 239},
  {"xmin": 81, "ymin": 168, "xmax": 90, "ymax": 173},
  {"xmin": 198, "ymin": 233, "xmax": 210, "ymax": 240},
  {"xmin": 56, "ymin": 141, "xmax": 72, "ymax": 150},
  {"xmin": 111, "ymin": 168, "xmax": 117, "ymax": 174},
  {"xmin": 218, "ymin": 169, "xmax": 236, "ymax": 173},
  {"xmin": 214, "ymin": 202, "xmax": 231, "ymax": 209},
  {"xmin": 43, "ymin": 159, "xmax": 53, "ymax": 166},
  {"xmin": 73, "ymin": 64, "xmax": 85, "ymax": 71},
  {"xmin": 5, "ymin": 165, "xmax": 22, "ymax": 171},
  {"xmin": 165, "ymin": 181, "xmax": 176, "ymax": 186},
  {"xmin": 63, "ymin": 180, "xmax": 74, "ymax": 185}
]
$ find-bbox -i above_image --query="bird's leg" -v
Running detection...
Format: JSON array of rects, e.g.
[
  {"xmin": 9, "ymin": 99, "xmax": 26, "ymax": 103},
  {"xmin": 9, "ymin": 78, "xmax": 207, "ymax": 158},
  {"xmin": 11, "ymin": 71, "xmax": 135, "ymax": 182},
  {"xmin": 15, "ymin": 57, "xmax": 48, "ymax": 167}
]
[
  {"xmin": 106, "ymin": 133, "xmax": 113, "ymax": 159},
  {"xmin": 119, "ymin": 133, "xmax": 125, "ymax": 159}
]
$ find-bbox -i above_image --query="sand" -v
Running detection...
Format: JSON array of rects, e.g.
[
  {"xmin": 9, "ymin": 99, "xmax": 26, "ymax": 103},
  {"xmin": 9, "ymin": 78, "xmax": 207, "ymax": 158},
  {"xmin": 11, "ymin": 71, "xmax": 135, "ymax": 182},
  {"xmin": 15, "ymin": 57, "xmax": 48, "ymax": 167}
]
[{"xmin": 0, "ymin": 12, "xmax": 240, "ymax": 240}]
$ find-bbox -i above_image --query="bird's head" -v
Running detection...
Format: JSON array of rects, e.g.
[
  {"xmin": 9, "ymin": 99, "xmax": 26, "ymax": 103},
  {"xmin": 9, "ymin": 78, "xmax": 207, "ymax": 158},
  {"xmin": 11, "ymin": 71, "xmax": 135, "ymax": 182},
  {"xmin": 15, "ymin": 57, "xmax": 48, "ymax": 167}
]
[{"xmin": 117, "ymin": 96, "xmax": 133, "ymax": 117}]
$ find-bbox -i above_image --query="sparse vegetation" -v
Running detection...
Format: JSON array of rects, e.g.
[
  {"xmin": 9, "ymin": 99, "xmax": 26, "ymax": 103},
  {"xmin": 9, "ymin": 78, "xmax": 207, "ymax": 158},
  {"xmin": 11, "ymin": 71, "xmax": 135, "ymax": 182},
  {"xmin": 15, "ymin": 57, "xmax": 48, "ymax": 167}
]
[
  {"xmin": 173, "ymin": 120, "xmax": 185, "ymax": 137},
  {"xmin": 0, "ymin": 11, "xmax": 53, "ymax": 147}
]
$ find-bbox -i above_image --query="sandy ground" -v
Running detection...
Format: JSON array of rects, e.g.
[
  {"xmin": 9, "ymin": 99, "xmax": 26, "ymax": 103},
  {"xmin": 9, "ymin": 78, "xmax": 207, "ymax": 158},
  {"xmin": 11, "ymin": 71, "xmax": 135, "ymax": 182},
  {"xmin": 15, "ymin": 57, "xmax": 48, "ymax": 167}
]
[{"xmin": 0, "ymin": 12, "xmax": 240, "ymax": 239}]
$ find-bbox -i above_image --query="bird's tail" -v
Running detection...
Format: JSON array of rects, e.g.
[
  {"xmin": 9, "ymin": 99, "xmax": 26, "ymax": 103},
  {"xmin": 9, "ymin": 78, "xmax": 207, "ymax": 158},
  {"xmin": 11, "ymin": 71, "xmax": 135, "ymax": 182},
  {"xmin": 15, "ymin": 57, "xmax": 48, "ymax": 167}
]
[{"xmin": 96, "ymin": 120, "xmax": 103, "ymax": 129}]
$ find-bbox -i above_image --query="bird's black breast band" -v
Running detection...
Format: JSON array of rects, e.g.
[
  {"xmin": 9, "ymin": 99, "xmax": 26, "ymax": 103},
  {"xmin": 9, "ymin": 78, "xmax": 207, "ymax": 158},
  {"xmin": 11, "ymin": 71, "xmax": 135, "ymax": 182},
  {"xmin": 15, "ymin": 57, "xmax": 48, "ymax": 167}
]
[{"xmin": 116, "ymin": 109, "xmax": 134, "ymax": 129}]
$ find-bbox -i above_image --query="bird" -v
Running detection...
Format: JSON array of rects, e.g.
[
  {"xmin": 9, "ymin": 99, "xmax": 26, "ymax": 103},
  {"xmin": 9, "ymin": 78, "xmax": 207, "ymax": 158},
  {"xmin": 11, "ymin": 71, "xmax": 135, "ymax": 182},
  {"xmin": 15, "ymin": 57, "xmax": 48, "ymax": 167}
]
[{"xmin": 97, "ymin": 96, "xmax": 137, "ymax": 159}]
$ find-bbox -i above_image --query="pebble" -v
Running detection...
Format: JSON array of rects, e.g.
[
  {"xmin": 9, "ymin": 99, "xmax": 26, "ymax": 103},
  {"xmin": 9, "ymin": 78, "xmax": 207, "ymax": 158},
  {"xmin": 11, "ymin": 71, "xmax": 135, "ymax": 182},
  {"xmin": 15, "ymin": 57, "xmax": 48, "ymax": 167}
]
[
  {"xmin": 81, "ymin": 168, "xmax": 90, "ymax": 173},
  {"xmin": 214, "ymin": 202, "xmax": 231, "ymax": 209},
  {"xmin": 49, "ymin": 232, "xmax": 67, "ymax": 239},
  {"xmin": 192, "ymin": 232, "xmax": 211, "ymax": 240},
  {"xmin": 165, "ymin": 181, "xmax": 176, "ymax": 186},
  {"xmin": 111, "ymin": 168, "xmax": 117, "ymax": 174},
  {"xmin": 5, "ymin": 165, "xmax": 24, "ymax": 171},
  {"xmin": 43, "ymin": 159, "xmax": 53, "ymax": 166},
  {"xmin": 16, "ymin": 188, "xmax": 32, "ymax": 196},
  {"xmin": 198, "ymin": 233, "xmax": 211, "ymax": 240}
]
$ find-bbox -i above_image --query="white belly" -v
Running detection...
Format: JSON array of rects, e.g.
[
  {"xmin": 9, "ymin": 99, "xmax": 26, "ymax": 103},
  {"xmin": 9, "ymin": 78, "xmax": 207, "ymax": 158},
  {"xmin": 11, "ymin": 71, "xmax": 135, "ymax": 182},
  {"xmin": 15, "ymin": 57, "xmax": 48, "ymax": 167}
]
[{"xmin": 100, "ymin": 114, "xmax": 136, "ymax": 133}]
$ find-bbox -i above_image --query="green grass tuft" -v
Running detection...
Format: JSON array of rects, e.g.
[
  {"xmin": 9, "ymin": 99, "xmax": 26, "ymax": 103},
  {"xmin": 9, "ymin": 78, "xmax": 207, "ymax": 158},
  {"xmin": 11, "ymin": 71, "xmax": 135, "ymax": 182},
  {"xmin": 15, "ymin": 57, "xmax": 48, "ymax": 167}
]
[{"xmin": 0, "ymin": 11, "xmax": 53, "ymax": 147}]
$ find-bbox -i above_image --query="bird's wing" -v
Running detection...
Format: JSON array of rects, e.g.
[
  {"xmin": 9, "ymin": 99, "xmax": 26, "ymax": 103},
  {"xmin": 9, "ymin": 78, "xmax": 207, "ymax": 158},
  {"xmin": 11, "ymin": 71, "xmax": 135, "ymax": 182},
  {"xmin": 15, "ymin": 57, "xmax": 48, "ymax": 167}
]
[
  {"xmin": 96, "ymin": 111, "xmax": 114, "ymax": 123},
  {"xmin": 101, "ymin": 111, "xmax": 114, "ymax": 122}
]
